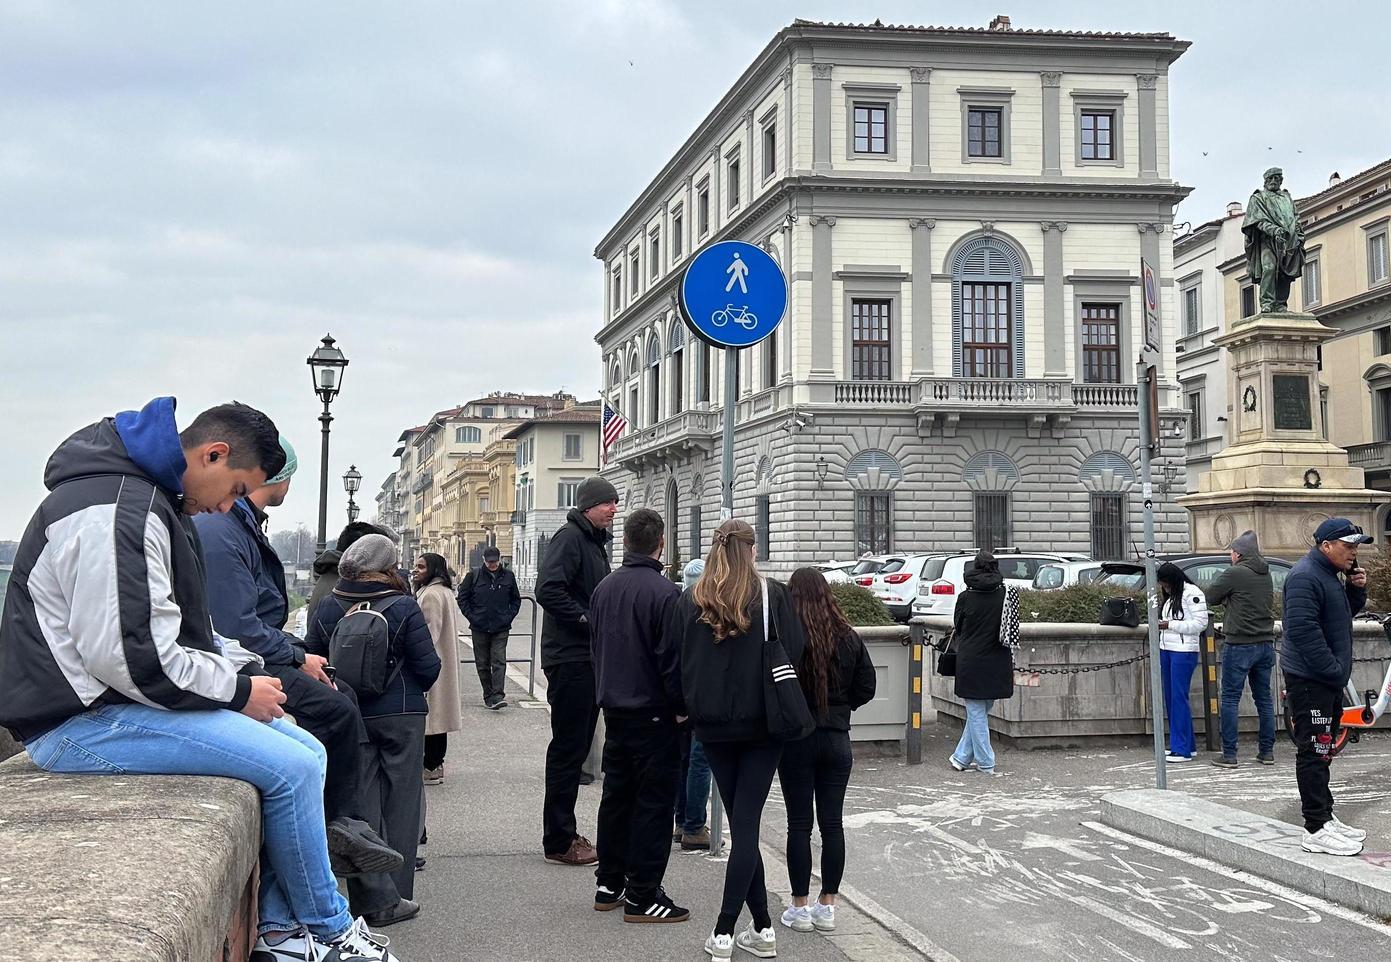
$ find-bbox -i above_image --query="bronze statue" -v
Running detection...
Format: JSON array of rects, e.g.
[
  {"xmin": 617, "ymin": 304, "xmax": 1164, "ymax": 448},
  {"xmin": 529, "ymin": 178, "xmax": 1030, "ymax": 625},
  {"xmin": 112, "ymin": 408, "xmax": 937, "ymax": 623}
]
[{"xmin": 1242, "ymin": 167, "xmax": 1306, "ymax": 313}]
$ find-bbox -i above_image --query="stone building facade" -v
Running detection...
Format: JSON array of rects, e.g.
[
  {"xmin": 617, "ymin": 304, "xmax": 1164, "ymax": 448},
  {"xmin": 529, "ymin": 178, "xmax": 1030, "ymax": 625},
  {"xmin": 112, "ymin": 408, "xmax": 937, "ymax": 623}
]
[{"xmin": 594, "ymin": 19, "xmax": 1193, "ymax": 576}]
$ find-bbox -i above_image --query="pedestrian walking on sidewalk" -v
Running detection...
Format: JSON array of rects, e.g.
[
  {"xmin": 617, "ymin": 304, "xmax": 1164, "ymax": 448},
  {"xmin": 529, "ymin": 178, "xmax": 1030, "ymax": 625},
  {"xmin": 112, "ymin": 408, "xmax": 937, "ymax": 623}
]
[
  {"xmin": 948, "ymin": 550, "xmax": 1018, "ymax": 776},
  {"xmin": 1206, "ymin": 530, "xmax": 1277, "ymax": 768},
  {"xmin": 1157, "ymin": 562, "xmax": 1208, "ymax": 764},
  {"xmin": 536, "ymin": 476, "xmax": 618, "ymax": 866},
  {"xmin": 457, "ymin": 545, "xmax": 522, "ymax": 710},
  {"xmin": 1282, "ymin": 518, "xmax": 1372, "ymax": 856},
  {"xmin": 670, "ymin": 520, "xmax": 808, "ymax": 961},
  {"xmin": 307, "ymin": 535, "xmax": 442, "ymax": 928},
  {"xmin": 588, "ymin": 508, "xmax": 690, "ymax": 923},
  {"xmin": 413, "ymin": 554, "xmax": 462, "ymax": 785},
  {"xmin": 674, "ymin": 558, "xmax": 713, "ymax": 852},
  {"xmin": 777, "ymin": 568, "xmax": 876, "ymax": 936}
]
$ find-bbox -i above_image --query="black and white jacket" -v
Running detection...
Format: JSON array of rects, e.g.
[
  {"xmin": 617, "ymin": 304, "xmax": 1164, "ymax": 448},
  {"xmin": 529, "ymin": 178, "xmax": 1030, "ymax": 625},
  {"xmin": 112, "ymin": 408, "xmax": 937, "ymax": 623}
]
[{"xmin": 0, "ymin": 397, "xmax": 253, "ymax": 742}]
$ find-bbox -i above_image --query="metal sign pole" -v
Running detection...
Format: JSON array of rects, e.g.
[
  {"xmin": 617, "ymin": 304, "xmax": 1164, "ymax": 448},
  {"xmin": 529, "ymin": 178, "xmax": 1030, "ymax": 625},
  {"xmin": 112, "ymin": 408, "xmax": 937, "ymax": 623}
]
[
  {"xmin": 1138, "ymin": 360, "xmax": 1166, "ymax": 790},
  {"xmin": 706, "ymin": 347, "xmax": 739, "ymax": 858}
]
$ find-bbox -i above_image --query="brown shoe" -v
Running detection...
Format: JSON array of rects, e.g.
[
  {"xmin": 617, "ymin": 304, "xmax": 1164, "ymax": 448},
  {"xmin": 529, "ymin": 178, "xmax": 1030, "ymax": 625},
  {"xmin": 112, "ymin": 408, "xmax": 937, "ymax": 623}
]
[
  {"xmin": 545, "ymin": 835, "xmax": 599, "ymax": 865},
  {"xmin": 423, "ymin": 766, "xmax": 444, "ymax": 785},
  {"xmin": 680, "ymin": 826, "xmax": 711, "ymax": 850}
]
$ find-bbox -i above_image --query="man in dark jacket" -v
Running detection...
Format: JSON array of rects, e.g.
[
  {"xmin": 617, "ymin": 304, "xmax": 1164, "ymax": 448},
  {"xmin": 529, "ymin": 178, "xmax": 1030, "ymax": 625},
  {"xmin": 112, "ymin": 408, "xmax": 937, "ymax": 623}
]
[
  {"xmin": 1206, "ymin": 530, "xmax": 1277, "ymax": 769},
  {"xmin": 588, "ymin": 508, "xmax": 688, "ymax": 922},
  {"xmin": 1281, "ymin": 518, "xmax": 1371, "ymax": 856},
  {"xmin": 196, "ymin": 437, "xmax": 398, "ymax": 879},
  {"xmin": 535, "ymin": 475, "xmax": 617, "ymax": 866},
  {"xmin": 457, "ymin": 545, "xmax": 522, "ymax": 709}
]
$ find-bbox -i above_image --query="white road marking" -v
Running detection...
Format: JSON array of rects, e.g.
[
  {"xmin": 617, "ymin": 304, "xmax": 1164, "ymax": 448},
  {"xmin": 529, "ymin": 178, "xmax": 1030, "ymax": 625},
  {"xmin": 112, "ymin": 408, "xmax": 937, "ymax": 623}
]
[{"xmin": 1019, "ymin": 831, "xmax": 1103, "ymax": 862}]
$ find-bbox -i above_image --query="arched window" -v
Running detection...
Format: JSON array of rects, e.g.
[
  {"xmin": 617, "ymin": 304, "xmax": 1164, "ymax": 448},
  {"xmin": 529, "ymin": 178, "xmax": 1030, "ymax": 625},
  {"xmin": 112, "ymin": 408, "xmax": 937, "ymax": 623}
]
[
  {"xmin": 647, "ymin": 335, "xmax": 662, "ymax": 424},
  {"xmin": 455, "ymin": 425, "xmax": 481, "ymax": 444},
  {"xmin": 627, "ymin": 347, "xmax": 641, "ymax": 425},
  {"xmin": 952, "ymin": 235, "xmax": 1026, "ymax": 379},
  {"xmin": 669, "ymin": 320, "xmax": 686, "ymax": 415}
]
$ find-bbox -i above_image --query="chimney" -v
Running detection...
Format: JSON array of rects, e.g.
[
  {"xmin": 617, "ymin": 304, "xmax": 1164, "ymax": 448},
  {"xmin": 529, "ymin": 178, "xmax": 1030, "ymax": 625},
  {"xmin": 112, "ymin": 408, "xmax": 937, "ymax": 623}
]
[
  {"xmin": 1225, "ymin": 201, "xmax": 1243, "ymax": 218},
  {"xmin": 989, "ymin": 14, "xmax": 1012, "ymax": 30},
  {"xmin": 1329, "ymin": 171, "xmax": 1342, "ymax": 187}
]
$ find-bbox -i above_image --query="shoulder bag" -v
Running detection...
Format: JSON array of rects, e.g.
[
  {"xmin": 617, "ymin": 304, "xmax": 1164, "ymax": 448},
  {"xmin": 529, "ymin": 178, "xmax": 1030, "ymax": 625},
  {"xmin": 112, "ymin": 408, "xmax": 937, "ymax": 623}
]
[{"xmin": 761, "ymin": 579, "xmax": 816, "ymax": 742}]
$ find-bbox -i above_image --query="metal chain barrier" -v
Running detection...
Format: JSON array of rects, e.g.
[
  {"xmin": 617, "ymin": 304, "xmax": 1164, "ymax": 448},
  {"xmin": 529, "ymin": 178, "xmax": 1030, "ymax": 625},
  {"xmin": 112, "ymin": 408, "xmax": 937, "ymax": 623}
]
[{"xmin": 1029, "ymin": 649, "xmax": 1149, "ymax": 675}]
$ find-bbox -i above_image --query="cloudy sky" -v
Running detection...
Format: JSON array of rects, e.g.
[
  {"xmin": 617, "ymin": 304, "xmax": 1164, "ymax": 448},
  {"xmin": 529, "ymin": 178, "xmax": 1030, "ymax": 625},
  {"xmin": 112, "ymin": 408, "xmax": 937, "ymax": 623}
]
[{"xmin": 2, "ymin": 0, "xmax": 1386, "ymax": 542}]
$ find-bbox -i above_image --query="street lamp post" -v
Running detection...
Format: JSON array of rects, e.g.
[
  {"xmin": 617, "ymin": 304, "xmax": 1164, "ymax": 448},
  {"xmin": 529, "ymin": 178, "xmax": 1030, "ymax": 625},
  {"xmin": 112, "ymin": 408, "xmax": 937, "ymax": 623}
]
[
  {"xmin": 307, "ymin": 334, "xmax": 349, "ymax": 552},
  {"xmin": 343, "ymin": 464, "xmax": 362, "ymax": 526}
]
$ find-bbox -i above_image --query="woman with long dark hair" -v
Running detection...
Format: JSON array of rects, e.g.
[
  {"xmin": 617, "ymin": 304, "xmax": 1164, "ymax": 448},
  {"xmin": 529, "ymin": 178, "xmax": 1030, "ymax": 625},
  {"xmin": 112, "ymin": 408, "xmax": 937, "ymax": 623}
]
[
  {"xmin": 670, "ymin": 520, "xmax": 807, "ymax": 960},
  {"xmin": 778, "ymin": 568, "xmax": 876, "ymax": 936},
  {"xmin": 1156, "ymin": 561, "xmax": 1208, "ymax": 763},
  {"xmin": 412, "ymin": 553, "xmax": 461, "ymax": 784}
]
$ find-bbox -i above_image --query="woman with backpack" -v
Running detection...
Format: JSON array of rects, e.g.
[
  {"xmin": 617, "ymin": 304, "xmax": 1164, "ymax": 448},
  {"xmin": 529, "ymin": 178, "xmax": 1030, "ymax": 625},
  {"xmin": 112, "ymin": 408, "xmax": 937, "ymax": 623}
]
[
  {"xmin": 948, "ymin": 550, "xmax": 1020, "ymax": 776},
  {"xmin": 306, "ymin": 534, "xmax": 442, "ymax": 928},
  {"xmin": 669, "ymin": 520, "xmax": 807, "ymax": 961},
  {"xmin": 777, "ymin": 568, "xmax": 876, "ymax": 937},
  {"xmin": 412, "ymin": 553, "xmax": 462, "ymax": 786},
  {"xmin": 1156, "ymin": 562, "xmax": 1209, "ymax": 764}
]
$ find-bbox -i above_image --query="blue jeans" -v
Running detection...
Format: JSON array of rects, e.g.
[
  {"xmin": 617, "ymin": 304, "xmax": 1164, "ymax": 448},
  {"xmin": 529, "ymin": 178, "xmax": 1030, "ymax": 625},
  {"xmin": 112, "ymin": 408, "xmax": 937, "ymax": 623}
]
[
  {"xmin": 676, "ymin": 737, "xmax": 712, "ymax": 834},
  {"xmin": 1219, "ymin": 642, "xmax": 1276, "ymax": 759},
  {"xmin": 25, "ymin": 704, "xmax": 353, "ymax": 940},
  {"xmin": 951, "ymin": 699, "xmax": 996, "ymax": 772},
  {"xmin": 1160, "ymin": 649, "xmax": 1199, "ymax": 758}
]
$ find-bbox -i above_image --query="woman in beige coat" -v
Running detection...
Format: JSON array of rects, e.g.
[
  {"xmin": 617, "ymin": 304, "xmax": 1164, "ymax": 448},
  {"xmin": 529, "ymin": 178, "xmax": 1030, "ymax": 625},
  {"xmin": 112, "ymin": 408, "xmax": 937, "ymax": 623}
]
[{"xmin": 413, "ymin": 553, "xmax": 462, "ymax": 784}]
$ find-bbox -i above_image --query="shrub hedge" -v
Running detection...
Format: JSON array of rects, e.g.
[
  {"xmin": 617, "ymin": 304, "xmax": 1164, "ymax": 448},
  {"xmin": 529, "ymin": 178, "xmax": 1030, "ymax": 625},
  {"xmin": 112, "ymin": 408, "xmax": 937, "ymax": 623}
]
[{"xmin": 830, "ymin": 581, "xmax": 896, "ymax": 626}]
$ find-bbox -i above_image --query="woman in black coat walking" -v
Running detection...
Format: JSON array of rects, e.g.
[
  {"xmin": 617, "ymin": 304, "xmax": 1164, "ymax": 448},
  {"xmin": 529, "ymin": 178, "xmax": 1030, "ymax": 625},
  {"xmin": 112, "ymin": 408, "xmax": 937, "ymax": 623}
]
[{"xmin": 948, "ymin": 550, "xmax": 1016, "ymax": 776}]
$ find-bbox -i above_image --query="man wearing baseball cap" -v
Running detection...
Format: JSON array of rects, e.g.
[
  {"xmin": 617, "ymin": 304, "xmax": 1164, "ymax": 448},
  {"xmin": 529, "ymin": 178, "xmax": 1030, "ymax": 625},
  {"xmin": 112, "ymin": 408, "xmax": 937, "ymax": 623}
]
[{"xmin": 1281, "ymin": 518, "xmax": 1373, "ymax": 856}]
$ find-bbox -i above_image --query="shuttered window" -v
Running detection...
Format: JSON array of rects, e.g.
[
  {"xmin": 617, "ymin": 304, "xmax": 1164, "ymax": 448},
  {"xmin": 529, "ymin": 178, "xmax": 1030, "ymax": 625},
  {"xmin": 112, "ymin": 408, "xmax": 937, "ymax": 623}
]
[{"xmin": 1090, "ymin": 493, "xmax": 1128, "ymax": 560}]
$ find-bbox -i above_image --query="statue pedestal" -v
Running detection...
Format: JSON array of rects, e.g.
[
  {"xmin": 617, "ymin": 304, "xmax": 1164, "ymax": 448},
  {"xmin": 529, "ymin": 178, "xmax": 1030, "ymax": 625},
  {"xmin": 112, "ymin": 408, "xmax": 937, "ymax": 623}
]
[{"xmin": 1179, "ymin": 310, "xmax": 1388, "ymax": 557}]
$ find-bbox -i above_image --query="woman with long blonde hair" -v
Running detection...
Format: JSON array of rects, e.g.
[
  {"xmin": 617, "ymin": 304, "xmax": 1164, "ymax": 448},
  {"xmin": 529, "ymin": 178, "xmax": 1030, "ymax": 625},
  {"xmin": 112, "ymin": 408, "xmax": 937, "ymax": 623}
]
[{"xmin": 671, "ymin": 520, "xmax": 807, "ymax": 960}]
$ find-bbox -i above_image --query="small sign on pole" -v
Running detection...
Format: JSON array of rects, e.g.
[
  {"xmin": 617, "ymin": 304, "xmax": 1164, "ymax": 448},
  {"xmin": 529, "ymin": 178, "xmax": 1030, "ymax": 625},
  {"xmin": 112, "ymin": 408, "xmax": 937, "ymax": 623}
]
[{"xmin": 1141, "ymin": 258, "xmax": 1161, "ymax": 355}]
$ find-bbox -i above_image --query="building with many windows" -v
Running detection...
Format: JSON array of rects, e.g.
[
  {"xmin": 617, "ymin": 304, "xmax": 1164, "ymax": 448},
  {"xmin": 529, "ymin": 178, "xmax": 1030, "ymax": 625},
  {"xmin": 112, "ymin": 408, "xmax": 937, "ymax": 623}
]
[
  {"xmin": 594, "ymin": 18, "xmax": 1193, "ymax": 573},
  {"xmin": 506, "ymin": 404, "xmax": 602, "ymax": 590}
]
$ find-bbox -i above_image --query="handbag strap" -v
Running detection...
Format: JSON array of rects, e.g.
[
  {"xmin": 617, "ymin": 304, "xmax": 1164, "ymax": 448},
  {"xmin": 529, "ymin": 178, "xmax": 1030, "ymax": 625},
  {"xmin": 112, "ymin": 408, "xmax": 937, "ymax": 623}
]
[{"xmin": 761, "ymin": 578, "xmax": 770, "ymax": 645}]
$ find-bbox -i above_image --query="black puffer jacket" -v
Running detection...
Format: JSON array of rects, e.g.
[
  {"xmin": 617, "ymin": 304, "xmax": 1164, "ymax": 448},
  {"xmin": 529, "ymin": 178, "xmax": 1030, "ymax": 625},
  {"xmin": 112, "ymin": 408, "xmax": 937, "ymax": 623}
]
[
  {"xmin": 673, "ymin": 579, "xmax": 807, "ymax": 743},
  {"xmin": 536, "ymin": 509, "xmax": 613, "ymax": 669},
  {"xmin": 803, "ymin": 630, "xmax": 877, "ymax": 732},
  {"xmin": 952, "ymin": 566, "xmax": 1014, "ymax": 702}
]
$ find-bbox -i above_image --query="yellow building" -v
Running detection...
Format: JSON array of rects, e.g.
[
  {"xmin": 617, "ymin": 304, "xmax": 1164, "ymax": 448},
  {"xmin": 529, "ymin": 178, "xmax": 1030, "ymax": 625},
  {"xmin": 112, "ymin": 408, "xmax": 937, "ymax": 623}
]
[{"xmin": 1218, "ymin": 160, "xmax": 1391, "ymax": 534}]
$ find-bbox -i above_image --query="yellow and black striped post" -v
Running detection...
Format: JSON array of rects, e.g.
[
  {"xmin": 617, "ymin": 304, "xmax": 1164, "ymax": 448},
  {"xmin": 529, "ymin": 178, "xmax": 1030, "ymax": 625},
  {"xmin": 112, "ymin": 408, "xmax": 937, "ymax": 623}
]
[
  {"xmin": 907, "ymin": 620, "xmax": 925, "ymax": 765},
  {"xmin": 1199, "ymin": 626, "xmax": 1220, "ymax": 752}
]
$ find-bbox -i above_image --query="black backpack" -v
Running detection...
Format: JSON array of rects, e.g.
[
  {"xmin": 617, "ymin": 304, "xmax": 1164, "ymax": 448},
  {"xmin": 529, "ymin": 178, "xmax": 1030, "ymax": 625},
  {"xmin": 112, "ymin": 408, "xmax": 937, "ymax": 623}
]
[{"xmin": 329, "ymin": 596, "xmax": 404, "ymax": 697}]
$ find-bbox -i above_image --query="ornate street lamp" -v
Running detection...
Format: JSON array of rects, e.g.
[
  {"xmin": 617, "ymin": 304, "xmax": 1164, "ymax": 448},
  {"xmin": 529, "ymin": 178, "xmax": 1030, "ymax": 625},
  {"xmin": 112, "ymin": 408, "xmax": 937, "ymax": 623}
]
[
  {"xmin": 343, "ymin": 464, "xmax": 362, "ymax": 525},
  {"xmin": 307, "ymin": 334, "xmax": 349, "ymax": 551}
]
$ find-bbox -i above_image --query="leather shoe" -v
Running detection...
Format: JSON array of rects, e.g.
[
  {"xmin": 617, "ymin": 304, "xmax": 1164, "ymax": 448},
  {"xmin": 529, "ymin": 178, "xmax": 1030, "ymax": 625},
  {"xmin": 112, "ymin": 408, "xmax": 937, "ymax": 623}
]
[
  {"xmin": 545, "ymin": 835, "xmax": 599, "ymax": 865},
  {"xmin": 364, "ymin": 898, "xmax": 420, "ymax": 928},
  {"xmin": 681, "ymin": 826, "xmax": 711, "ymax": 850},
  {"xmin": 327, "ymin": 817, "xmax": 404, "ymax": 877}
]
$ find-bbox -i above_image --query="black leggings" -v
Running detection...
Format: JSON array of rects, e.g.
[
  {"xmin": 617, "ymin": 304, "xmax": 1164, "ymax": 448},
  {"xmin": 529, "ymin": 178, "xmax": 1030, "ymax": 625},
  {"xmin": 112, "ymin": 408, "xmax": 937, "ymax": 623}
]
[
  {"xmin": 704, "ymin": 740, "xmax": 782, "ymax": 936},
  {"xmin": 777, "ymin": 729, "xmax": 852, "ymax": 898},
  {"xmin": 423, "ymin": 733, "xmax": 448, "ymax": 771}
]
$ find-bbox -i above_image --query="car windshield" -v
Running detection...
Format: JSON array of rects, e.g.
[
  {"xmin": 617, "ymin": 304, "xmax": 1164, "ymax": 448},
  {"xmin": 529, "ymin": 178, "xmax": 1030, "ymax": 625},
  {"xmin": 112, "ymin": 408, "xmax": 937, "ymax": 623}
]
[
  {"xmin": 1097, "ymin": 569, "xmax": 1145, "ymax": 590},
  {"xmin": 851, "ymin": 560, "xmax": 884, "ymax": 576},
  {"xmin": 998, "ymin": 557, "xmax": 1050, "ymax": 580},
  {"xmin": 1034, "ymin": 566, "xmax": 1064, "ymax": 589},
  {"xmin": 879, "ymin": 559, "xmax": 906, "ymax": 574}
]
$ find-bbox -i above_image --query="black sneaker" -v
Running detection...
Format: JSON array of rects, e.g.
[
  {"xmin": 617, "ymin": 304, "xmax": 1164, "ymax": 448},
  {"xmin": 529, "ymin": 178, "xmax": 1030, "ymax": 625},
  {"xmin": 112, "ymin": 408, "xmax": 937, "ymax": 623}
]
[
  {"xmin": 623, "ymin": 889, "xmax": 691, "ymax": 924},
  {"xmin": 594, "ymin": 884, "xmax": 626, "ymax": 911},
  {"xmin": 1257, "ymin": 753, "xmax": 1276, "ymax": 765},
  {"xmin": 486, "ymin": 697, "xmax": 508, "ymax": 710},
  {"xmin": 328, "ymin": 818, "xmax": 405, "ymax": 877}
]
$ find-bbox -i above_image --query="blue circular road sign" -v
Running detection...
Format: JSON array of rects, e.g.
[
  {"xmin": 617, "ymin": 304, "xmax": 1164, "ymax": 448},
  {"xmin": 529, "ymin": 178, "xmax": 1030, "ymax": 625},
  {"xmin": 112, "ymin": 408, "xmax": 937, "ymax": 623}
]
[{"xmin": 679, "ymin": 240, "xmax": 787, "ymax": 349}]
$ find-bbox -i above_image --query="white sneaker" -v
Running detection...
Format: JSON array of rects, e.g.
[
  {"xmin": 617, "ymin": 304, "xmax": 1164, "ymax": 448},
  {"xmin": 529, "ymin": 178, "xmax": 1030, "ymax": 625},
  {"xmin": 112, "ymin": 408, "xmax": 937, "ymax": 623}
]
[
  {"xmin": 736, "ymin": 922, "xmax": 777, "ymax": 958},
  {"xmin": 251, "ymin": 928, "xmax": 329, "ymax": 962},
  {"xmin": 1302, "ymin": 825, "xmax": 1364, "ymax": 856},
  {"xmin": 949, "ymin": 756, "xmax": 970, "ymax": 772},
  {"xmin": 1327, "ymin": 814, "xmax": 1369, "ymax": 843},
  {"xmin": 779, "ymin": 905, "xmax": 813, "ymax": 932},
  {"xmin": 810, "ymin": 902, "xmax": 836, "ymax": 932},
  {"xmin": 327, "ymin": 918, "xmax": 399, "ymax": 961},
  {"xmin": 704, "ymin": 930, "xmax": 734, "ymax": 959},
  {"xmin": 1165, "ymin": 754, "xmax": 1191, "ymax": 764}
]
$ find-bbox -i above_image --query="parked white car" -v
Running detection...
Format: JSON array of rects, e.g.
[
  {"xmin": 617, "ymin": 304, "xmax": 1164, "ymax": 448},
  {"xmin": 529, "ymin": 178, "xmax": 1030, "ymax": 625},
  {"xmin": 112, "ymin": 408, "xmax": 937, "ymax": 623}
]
[
  {"xmin": 848, "ymin": 554, "xmax": 903, "ymax": 589},
  {"xmin": 1031, "ymin": 561, "xmax": 1106, "ymax": 591},
  {"xmin": 813, "ymin": 560, "xmax": 857, "ymax": 584},
  {"xmin": 911, "ymin": 551, "xmax": 1086, "ymax": 621},
  {"xmin": 870, "ymin": 554, "xmax": 936, "ymax": 622}
]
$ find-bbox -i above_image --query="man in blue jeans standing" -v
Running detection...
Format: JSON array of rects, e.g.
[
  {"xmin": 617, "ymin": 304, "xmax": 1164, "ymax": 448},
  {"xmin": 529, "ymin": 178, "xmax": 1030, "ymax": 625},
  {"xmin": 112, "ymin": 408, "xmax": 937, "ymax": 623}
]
[
  {"xmin": 1206, "ymin": 530, "xmax": 1277, "ymax": 768},
  {"xmin": 0, "ymin": 398, "xmax": 401, "ymax": 962}
]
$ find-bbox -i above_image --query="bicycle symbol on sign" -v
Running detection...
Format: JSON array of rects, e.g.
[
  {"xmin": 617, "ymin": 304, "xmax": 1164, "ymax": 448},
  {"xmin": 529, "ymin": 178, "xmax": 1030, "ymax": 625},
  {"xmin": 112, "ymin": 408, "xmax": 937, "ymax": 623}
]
[{"xmin": 711, "ymin": 304, "xmax": 759, "ymax": 330}]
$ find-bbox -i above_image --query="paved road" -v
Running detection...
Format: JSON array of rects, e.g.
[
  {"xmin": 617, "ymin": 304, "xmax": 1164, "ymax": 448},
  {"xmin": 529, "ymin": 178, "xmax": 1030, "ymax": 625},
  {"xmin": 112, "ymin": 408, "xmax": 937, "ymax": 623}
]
[{"xmin": 794, "ymin": 724, "xmax": 1391, "ymax": 960}]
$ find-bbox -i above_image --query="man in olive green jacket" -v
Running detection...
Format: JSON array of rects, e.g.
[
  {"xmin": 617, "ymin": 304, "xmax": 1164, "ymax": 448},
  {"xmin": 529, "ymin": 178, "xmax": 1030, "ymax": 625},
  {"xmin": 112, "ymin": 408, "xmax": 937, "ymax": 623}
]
[{"xmin": 1206, "ymin": 530, "xmax": 1277, "ymax": 767}]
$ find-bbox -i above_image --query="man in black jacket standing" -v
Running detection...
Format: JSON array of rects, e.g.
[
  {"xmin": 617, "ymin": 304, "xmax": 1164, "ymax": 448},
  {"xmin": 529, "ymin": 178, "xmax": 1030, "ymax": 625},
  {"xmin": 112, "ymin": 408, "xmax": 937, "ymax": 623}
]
[
  {"xmin": 589, "ymin": 508, "xmax": 688, "ymax": 923},
  {"xmin": 457, "ymin": 546, "xmax": 522, "ymax": 709},
  {"xmin": 535, "ymin": 476, "xmax": 617, "ymax": 865}
]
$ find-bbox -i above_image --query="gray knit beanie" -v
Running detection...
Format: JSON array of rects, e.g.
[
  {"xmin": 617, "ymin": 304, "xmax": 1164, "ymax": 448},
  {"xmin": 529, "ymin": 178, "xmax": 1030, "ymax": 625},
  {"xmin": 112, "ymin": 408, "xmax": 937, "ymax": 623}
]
[
  {"xmin": 576, "ymin": 475, "xmax": 619, "ymax": 512},
  {"xmin": 1229, "ymin": 529, "xmax": 1260, "ymax": 558},
  {"xmin": 339, "ymin": 534, "xmax": 398, "ymax": 580}
]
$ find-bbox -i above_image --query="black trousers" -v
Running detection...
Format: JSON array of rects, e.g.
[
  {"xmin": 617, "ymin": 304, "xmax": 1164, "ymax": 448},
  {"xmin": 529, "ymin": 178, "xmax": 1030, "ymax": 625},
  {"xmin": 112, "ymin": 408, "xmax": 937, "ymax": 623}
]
[
  {"xmin": 778, "ymin": 729, "xmax": 853, "ymax": 898},
  {"xmin": 423, "ymin": 733, "xmax": 448, "ymax": 771},
  {"xmin": 267, "ymin": 663, "xmax": 367, "ymax": 824},
  {"xmin": 1285, "ymin": 675, "xmax": 1343, "ymax": 833},
  {"xmin": 542, "ymin": 661, "xmax": 600, "ymax": 855},
  {"xmin": 472, "ymin": 629, "xmax": 511, "ymax": 704},
  {"xmin": 348, "ymin": 713, "xmax": 427, "ymax": 914},
  {"xmin": 595, "ymin": 712, "xmax": 681, "ymax": 902},
  {"xmin": 705, "ymin": 739, "xmax": 783, "ymax": 936}
]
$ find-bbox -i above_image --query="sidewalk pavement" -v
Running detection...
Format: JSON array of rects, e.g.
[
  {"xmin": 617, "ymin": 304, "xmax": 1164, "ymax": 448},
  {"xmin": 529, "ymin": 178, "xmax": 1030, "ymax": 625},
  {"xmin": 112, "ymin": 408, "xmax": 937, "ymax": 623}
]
[{"xmin": 385, "ymin": 642, "xmax": 927, "ymax": 962}]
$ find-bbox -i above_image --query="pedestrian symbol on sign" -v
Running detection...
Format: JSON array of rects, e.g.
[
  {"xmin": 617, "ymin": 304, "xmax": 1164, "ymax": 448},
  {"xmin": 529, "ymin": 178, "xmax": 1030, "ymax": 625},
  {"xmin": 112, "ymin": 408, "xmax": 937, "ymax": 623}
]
[{"xmin": 725, "ymin": 252, "xmax": 750, "ymax": 294}]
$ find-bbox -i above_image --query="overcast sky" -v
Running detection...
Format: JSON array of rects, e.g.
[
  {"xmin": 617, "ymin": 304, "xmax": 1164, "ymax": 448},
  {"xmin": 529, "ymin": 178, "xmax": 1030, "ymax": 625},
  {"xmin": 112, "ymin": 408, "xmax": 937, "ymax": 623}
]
[{"xmin": 2, "ymin": 1, "xmax": 1387, "ymax": 543}]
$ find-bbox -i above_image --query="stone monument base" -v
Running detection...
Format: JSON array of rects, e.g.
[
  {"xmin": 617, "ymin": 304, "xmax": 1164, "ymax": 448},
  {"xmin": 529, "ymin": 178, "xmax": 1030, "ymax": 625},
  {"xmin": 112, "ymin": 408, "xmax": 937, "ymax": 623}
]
[{"xmin": 1182, "ymin": 487, "xmax": 1383, "ymax": 560}]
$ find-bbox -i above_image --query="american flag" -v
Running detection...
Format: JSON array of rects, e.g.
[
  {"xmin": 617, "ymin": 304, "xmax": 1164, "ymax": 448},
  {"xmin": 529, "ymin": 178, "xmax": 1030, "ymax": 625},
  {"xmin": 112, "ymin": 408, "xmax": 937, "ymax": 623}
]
[{"xmin": 602, "ymin": 401, "xmax": 628, "ymax": 465}]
